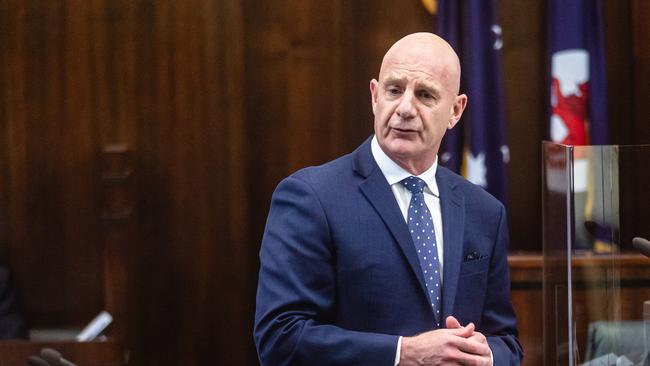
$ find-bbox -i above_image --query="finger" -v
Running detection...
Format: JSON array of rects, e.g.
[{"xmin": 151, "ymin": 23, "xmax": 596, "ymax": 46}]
[
  {"xmin": 456, "ymin": 352, "xmax": 492, "ymax": 366},
  {"xmin": 445, "ymin": 316, "xmax": 475, "ymax": 338},
  {"xmin": 455, "ymin": 337, "xmax": 491, "ymax": 356},
  {"xmin": 442, "ymin": 346, "xmax": 491, "ymax": 366},
  {"xmin": 468, "ymin": 331, "xmax": 487, "ymax": 344},
  {"xmin": 446, "ymin": 315, "xmax": 462, "ymax": 329},
  {"xmin": 448, "ymin": 325, "xmax": 473, "ymax": 338}
]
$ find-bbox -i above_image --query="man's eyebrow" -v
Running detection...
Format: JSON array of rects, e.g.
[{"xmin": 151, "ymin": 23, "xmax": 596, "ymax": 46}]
[
  {"xmin": 382, "ymin": 75, "xmax": 407, "ymax": 85},
  {"xmin": 414, "ymin": 81, "xmax": 442, "ymax": 98},
  {"xmin": 415, "ymin": 80, "xmax": 438, "ymax": 91}
]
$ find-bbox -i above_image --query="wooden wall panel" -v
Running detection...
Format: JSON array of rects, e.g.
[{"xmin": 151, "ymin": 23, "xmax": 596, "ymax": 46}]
[
  {"xmin": 633, "ymin": 0, "xmax": 650, "ymax": 145},
  {"xmin": 217, "ymin": 0, "xmax": 251, "ymax": 362},
  {"xmin": 1, "ymin": 0, "xmax": 252, "ymax": 364},
  {"xmin": 1, "ymin": 0, "xmax": 104, "ymax": 327},
  {"xmin": 0, "ymin": 1, "xmax": 648, "ymax": 365},
  {"xmin": 89, "ymin": 0, "xmax": 138, "ymax": 147},
  {"xmin": 130, "ymin": 0, "xmax": 251, "ymax": 364},
  {"xmin": 0, "ymin": 0, "xmax": 17, "ymax": 263},
  {"xmin": 604, "ymin": 1, "xmax": 634, "ymax": 145},
  {"xmin": 243, "ymin": 0, "xmax": 348, "ymax": 267},
  {"xmin": 510, "ymin": 256, "xmax": 544, "ymax": 365},
  {"xmin": 243, "ymin": 0, "xmax": 292, "ymax": 235},
  {"xmin": 500, "ymin": 0, "xmax": 546, "ymax": 252}
]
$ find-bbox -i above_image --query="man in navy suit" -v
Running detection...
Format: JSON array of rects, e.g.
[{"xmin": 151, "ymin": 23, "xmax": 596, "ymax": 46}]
[{"xmin": 254, "ymin": 33, "xmax": 522, "ymax": 365}]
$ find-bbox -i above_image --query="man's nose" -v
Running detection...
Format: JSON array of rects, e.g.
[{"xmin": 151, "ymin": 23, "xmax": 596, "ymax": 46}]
[{"xmin": 395, "ymin": 91, "xmax": 416, "ymax": 119}]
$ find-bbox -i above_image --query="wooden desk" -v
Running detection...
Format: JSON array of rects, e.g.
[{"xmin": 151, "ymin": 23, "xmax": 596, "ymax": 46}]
[{"xmin": 0, "ymin": 341, "xmax": 127, "ymax": 366}]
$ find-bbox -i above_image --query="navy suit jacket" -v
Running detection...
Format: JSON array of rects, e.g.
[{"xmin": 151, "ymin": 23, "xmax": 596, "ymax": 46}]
[{"xmin": 254, "ymin": 138, "xmax": 522, "ymax": 365}]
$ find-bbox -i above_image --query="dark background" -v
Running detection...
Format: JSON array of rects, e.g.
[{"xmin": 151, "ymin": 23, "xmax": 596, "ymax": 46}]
[{"xmin": 0, "ymin": 0, "xmax": 649, "ymax": 365}]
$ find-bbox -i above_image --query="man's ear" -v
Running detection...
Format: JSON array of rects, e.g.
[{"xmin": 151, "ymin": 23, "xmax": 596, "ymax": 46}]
[
  {"xmin": 448, "ymin": 93, "xmax": 468, "ymax": 129},
  {"xmin": 369, "ymin": 79, "xmax": 379, "ymax": 114}
]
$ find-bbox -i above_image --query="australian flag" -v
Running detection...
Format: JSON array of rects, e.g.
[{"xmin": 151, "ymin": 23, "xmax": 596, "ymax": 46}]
[
  {"xmin": 549, "ymin": 0, "xmax": 607, "ymax": 145},
  {"xmin": 437, "ymin": 0, "xmax": 509, "ymax": 204}
]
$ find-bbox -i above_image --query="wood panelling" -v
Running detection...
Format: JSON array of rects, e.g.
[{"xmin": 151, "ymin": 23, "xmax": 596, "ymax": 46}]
[
  {"xmin": 509, "ymin": 255, "xmax": 544, "ymax": 365},
  {"xmin": 0, "ymin": 1, "xmax": 648, "ymax": 365},
  {"xmin": 501, "ymin": 0, "xmax": 546, "ymax": 252},
  {"xmin": 633, "ymin": 0, "xmax": 650, "ymax": 144},
  {"xmin": 604, "ymin": 1, "xmax": 634, "ymax": 144},
  {"xmin": 0, "ymin": 0, "xmax": 251, "ymax": 364},
  {"xmin": 1, "ymin": 0, "xmax": 104, "ymax": 327},
  {"xmin": 100, "ymin": 146, "xmax": 133, "ymax": 340},
  {"xmin": 130, "ymin": 1, "xmax": 250, "ymax": 364}
]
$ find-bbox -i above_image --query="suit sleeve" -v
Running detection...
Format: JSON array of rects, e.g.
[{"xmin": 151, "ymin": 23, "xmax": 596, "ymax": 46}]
[
  {"xmin": 254, "ymin": 175, "xmax": 399, "ymax": 366},
  {"xmin": 483, "ymin": 204, "xmax": 524, "ymax": 365}
]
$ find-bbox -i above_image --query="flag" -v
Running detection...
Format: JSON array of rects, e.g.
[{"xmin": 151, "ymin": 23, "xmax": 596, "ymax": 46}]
[
  {"xmin": 549, "ymin": 0, "xmax": 608, "ymax": 145},
  {"xmin": 437, "ymin": 0, "xmax": 509, "ymax": 203},
  {"xmin": 549, "ymin": 0, "xmax": 609, "ymax": 250}
]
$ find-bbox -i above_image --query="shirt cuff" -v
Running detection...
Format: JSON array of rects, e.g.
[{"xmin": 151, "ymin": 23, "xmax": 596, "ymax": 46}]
[{"xmin": 394, "ymin": 336, "xmax": 402, "ymax": 365}]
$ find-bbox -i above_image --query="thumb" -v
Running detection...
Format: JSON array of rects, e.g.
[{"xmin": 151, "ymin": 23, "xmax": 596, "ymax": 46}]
[
  {"xmin": 445, "ymin": 316, "xmax": 462, "ymax": 329},
  {"xmin": 464, "ymin": 322, "xmax": 475, "ymax": 333},
  {"xmin": 446, "ymin": 316, "xmax": 474, "ymax": 338}
]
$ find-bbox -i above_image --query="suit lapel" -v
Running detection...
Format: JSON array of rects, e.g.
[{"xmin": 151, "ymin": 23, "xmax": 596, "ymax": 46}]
[
  {"xmin": 353, "ymin": 139, "xmax": 429, "ymax": 301},
  {"xmin": 437, "ymin": 168, "xmax": 465, "ymax": 319}
]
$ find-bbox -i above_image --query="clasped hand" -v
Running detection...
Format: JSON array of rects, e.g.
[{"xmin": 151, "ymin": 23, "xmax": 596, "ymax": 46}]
[{"xmin": 399, "ymin": 315, "xmax": 491, "ymax": 366}]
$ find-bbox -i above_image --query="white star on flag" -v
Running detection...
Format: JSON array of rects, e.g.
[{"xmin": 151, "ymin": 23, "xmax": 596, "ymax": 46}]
[
  {"xmin": 500, "ymin": 145, "xmax": 510, "ymax": 164},
  {"xmin": 466, "ymin": 151, "xmax": 487, "ymax": 188}
]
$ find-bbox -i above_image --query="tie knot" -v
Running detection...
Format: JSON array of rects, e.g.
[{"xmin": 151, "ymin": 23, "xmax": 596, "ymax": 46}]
[{"xmin": 401, "ymin": 176, "xmax": 427, "ymax": 194}]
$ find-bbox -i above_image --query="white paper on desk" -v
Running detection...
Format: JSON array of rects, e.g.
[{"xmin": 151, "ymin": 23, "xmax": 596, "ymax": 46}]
[{"xmin": 76, "ymin": 311, "xmax": 113, "ymax": 342}]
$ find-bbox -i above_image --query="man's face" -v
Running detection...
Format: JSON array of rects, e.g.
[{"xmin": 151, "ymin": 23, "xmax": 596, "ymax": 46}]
[{"xmin": 370, "ymin": 39, "xmax": 466, "ymax": 173}]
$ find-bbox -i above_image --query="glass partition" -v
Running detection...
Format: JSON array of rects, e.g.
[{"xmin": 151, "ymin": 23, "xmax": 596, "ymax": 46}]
[{"xmin": 542, "ymin": 142, "xmax": 650, "ymax": 366}]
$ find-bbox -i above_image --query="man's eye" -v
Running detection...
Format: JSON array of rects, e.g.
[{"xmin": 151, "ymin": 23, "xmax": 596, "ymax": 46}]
[
  {"xmin": 417, "ymin": 91, "xmax": 433, "ymax": 99},
  {"xmin": 387, "ymin": 87, "xmax": 402, "ymax": 95}
]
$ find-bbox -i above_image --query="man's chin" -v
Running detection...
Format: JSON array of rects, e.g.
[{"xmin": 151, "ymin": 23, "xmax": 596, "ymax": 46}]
[{"xmin": 383, "ymin": 142, "xmax": 419, "ymax": 160}]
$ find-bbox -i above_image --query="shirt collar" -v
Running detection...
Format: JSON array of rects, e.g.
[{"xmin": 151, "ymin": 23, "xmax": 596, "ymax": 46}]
[{"xmin": 371, "ymin": 135, "xmax": 439, "ymax": 197}]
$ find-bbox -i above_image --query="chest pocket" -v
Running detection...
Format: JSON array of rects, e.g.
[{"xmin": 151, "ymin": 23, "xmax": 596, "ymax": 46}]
[{"xmin": 459, "ymin": 256, "xmax": 489, "ymax": 276}]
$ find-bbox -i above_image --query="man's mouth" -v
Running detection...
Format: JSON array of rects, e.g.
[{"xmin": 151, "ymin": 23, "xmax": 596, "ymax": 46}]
[{"xmin": 392, "ymin": 127, "xmax": 417, "ymax": 133}]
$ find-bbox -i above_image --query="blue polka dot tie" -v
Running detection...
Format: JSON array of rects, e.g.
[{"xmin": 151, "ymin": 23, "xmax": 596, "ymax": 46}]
[{"xmin": 402, "ymin": 176, "xmax": 442, "ymax": 327}]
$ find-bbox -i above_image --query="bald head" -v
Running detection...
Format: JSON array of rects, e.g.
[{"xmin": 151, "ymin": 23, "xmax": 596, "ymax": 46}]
[
  {"xmin": 369, "ymin": 32, "xmax": 467, "ymax": 174},
  {"xmin": 379, "ymin": 33, "xmax": 461, "ymax": 95}
]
